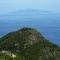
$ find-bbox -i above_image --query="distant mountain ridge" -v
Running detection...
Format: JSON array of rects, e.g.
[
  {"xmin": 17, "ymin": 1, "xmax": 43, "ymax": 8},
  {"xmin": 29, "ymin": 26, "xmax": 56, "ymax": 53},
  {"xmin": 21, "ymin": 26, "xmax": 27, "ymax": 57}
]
[
  {"xmin": 11, "ymin": 9, "xmax": 56, "ymax": 15},
  {"xmin": 13, "ymin": 9, "xmax": 54, "ymax": 13},
  {"xmin": 0, "ymin": 9, "xmax": 59, "ymax": 20},
  {"xmin": 0, "ymin": 9, "xmax": 60, "ymax": 16}
]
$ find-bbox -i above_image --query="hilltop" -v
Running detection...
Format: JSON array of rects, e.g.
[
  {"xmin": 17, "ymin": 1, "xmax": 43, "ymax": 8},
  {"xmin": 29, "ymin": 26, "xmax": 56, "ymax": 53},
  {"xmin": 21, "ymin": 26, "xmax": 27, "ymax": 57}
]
[{"xmin": 0, "ymin": 28, "xmax": 60, "ymax": 60}]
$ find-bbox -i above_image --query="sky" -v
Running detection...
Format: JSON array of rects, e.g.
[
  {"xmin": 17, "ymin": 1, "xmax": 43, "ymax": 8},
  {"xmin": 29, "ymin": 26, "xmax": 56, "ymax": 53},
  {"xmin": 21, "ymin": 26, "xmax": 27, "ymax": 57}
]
[{"xmin": 0, "ymin": 0, "xmax": 60, "ymax": 14}]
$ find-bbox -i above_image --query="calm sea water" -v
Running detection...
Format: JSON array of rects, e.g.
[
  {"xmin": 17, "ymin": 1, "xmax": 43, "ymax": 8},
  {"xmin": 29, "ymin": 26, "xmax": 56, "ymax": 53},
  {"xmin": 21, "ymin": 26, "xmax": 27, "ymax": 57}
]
[{"xmin": 0, "ymin": 16, "xmax": 60, "ymax": 46}]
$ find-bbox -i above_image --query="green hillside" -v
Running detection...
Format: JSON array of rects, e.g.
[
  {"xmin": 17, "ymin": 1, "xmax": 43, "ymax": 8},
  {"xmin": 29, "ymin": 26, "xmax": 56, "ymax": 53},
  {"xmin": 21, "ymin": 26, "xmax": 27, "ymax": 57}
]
[{"xmin": 0, "ymin": 28, "xmax": 60, "ymax": 60}]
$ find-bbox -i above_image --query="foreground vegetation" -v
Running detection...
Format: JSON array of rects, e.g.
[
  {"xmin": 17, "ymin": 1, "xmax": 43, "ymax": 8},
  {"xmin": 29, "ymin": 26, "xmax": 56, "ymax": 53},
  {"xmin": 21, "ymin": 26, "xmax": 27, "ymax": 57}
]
[{"xmin": 0, "ymin": 28, "xmax": 60, "ymax": 60}]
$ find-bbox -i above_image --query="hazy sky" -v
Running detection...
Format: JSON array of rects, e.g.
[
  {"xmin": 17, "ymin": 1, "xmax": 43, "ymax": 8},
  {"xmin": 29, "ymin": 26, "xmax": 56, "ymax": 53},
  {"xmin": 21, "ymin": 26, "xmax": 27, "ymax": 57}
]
[{"xmin": 0, "ymin": 0, "xmax": 60, "ymax": 14}]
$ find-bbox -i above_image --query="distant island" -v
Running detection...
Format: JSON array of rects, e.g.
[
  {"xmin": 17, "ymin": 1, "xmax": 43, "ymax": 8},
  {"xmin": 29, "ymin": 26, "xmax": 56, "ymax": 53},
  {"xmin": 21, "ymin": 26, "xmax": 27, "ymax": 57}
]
[
  {"xmin": 0, "ymin": 28, "xmax": 60, "ymax": 60},
  {"xmin": 0, "ymin": 9, "xmax": 59, "ymax": 20}
]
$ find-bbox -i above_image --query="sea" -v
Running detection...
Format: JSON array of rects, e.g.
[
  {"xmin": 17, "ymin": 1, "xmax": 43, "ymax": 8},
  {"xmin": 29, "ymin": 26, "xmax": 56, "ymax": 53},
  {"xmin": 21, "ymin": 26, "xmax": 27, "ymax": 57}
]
[{"xmin": 0, "ymin": 15, "xmax": 60, "ymax": 46}]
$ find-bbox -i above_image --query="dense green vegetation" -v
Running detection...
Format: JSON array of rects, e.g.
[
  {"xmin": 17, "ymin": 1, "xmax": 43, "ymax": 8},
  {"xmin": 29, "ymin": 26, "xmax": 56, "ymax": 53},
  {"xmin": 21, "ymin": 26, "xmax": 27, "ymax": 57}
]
[
  {"xmin": 0, "ymin": 28, "xmax": 60, "ymax": 60},
  {"xmin": 0, "ymin": 53, "xmax": 23, "ymax": 60}
]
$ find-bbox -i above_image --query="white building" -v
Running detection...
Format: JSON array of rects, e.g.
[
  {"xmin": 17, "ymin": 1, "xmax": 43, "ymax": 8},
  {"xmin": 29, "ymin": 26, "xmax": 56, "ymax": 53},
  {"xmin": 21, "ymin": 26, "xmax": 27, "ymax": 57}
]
[{"xmin": 1, "ymin": 50, "xmax": 16, "ymax": 58}]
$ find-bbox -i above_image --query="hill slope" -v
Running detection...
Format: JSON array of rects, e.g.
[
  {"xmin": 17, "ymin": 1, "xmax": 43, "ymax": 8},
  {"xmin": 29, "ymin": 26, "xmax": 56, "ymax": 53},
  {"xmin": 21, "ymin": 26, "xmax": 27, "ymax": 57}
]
[{"xmin": 0, "ymin": 28, "xmax": 60, "ymax": 60}]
